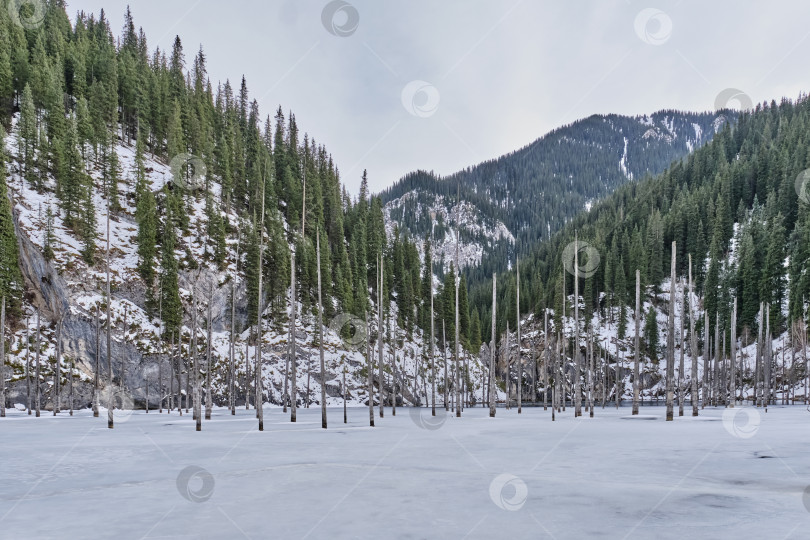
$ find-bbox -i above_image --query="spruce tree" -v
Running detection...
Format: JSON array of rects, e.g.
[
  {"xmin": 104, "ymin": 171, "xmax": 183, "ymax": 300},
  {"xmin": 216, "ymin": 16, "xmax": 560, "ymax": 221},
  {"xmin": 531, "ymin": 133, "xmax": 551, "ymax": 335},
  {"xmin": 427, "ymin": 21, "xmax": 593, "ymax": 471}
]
[{"xmin": 0, "ymin": 145, "xmax": 22, "ymax": 314}]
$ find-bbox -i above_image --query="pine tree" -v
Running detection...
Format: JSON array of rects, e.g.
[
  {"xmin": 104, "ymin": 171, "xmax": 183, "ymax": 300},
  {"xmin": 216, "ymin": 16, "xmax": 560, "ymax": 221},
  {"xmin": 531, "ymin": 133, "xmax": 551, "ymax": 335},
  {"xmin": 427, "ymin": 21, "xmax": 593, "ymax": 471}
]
[
  {"xmin": 160, "ymin": 195, "xmax": 182, "ymax": 336},
  {"xmin": 43, "ymin": 205, "xmax": 55, "ymax": 262},
  {"xmin": 0, "ymin": 145, "xmax": 22, "ymax": 314},
  {"xmin": 18, "ymin": 83, "xmax": 37, "ymax": 188},
  {"xmin": 644, "ymin": 305, "xmax": 659, "ymax": 361}
]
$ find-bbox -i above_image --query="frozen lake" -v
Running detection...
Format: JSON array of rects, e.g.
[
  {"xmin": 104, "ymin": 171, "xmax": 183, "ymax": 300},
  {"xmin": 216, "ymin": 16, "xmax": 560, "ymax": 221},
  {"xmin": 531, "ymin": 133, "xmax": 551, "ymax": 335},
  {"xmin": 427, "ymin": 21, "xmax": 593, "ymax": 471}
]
[{"xmin": 1, "ymin": 403, "xmax": 809, "ymax": 539}]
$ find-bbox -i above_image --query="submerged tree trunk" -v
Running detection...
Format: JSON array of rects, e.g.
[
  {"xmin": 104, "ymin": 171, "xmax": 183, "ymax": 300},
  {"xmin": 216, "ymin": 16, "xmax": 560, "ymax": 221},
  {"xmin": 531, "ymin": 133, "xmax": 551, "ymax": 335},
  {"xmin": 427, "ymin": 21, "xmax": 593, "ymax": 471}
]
[
  {"xmin": 665, "ymin": 241, "xmax": 676, "ymax": 421},
  {"xmin": 35, "ymin": 310, "xmax": 41, "ymax": 417},
  {"xmin": 574, "ymin": 239, "xmax": 581, "ymax": 417},
  {"xmin": 366, "ymin": 311, "xmax": 374, "ymax": 427},
  {"xmin": 632, "ymin": 270, "xmax": 641, "ymax": 415},
  {"xmin": 53, "ymin": 317, "xmax": 60, "ymax": 415},
  {"xmin": 678, "ymin": 278, "xmax": 685, "ymax": 417},
  {"xmin": 689, "ymin": 257, "xmax": 698, "ymax": 416},
  {"xmin": 93, "ymin": 307, "xmax": 99, "ymax": 417},
  {"xmin": 431, "ymin": 265, "xmax": 436, "ymax": 417},
  {"xmin": 317, "ymin": 229, "xmax": 326, "ymax": 429},
  {"xmin": 517, "ymin": 257, "xmax": 523, "ymax": 414},
  {"xmin": 0, "ymin": 298, "xmax": 5, "ymax": 418},
  {"xmin": 26, "ymin": 318, "xmax": 31, "ymax": 415},
  {"xmin": 378, "ymin": 255, "xmax": 385, "ymax": 418},
  {"xmin": 730, "ymin": 297, "xmax": 737, "ymax": 408},
  {"xmin": 290, "ymin": 247, "xmax": 297, "ymax": 423},
  {"xmin": 489, "ymin": 273, "xmax": 497, "ymax": 418},
  {"xmin": 206, "ymin": 284, "xmax": 213, "ymax": 421}
]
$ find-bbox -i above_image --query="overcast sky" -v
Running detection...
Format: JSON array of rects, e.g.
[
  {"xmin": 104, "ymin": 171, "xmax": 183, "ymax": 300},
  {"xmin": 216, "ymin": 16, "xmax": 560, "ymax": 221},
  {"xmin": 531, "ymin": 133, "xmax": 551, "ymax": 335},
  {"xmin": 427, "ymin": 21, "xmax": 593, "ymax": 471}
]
[{"xmin": 67, "ymin": 0, "xmax": 810, "ymax": 196}]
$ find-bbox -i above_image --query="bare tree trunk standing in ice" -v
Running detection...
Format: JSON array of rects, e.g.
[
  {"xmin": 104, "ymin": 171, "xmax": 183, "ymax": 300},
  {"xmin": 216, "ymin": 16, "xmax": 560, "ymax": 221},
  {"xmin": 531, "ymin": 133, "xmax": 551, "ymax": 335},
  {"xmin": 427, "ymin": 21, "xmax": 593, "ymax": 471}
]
[
  {"xmin": 756, "ymin": 303, "xmax": 763, "ymax": 407},
  {"xmin": 378, "ymin": 255, "xmax": 384, "ymax": 419},
  {"xmin": 689, "ymin": 257, "xmax": 698, "ymax": 416},
  {"xmin": 290, "ymin": 247, "xmax": 297, "ymax": 422},
  {"xmin": 574, "ymin": 237, "xmax": 581, "ymax": 417},
  {"xmin": 589, "ymin": 324, "xmax": 595, "ymax": 417},
  {"xmin": 543, "ymin": 309, "xmax": 548, "ymax": 411},
  {"xmin": 317, "ymin": 229, "xmax": 327, "ymax": 429},
  {"xmin": 430, "ymin": 262, "xmax": 436, "ymax": 417},
  {"xmin": 256, "ymin": 178, "xmax": 267, "ymax": 431},
  {"xmin": 765, "ymin": 306, "xmax": 771, "ymax": 411},
  {"xmin": 121, "ymin": 305, "xmax": 127, "ymax": 392},
  {"xmin": 713, "ymin": 315, "xmax": 719, "ymax": 406},
  {"xmin": 517, "ymin": 257, "xmax": 522, "ymax": 414},
  {"xmin": 35, "ymin": 310, "xmax": 41, "ymax": 417},
  {"xmin": 192, "ymin": 292, "xmax": 202, "ymax": 431},
  {"xmin": 679, "ymin": 278, "xmax": 685, "ymax": 417},
  {"xmin": 230, "ymin": 272, "xmax": 236, "ymax": 415},
  {"xmin": 54, "ymin": 317, "xmax": 61, "ymax": 415},
  {"xmin": 454, "ymin": 218, "xmax": 461, "ymax": 419},
  {"xmin": 489, "ymin": 273, "xmax": 497, "ymax": 418},
  {"xmin": 93, "ymin": 307, "xmax": 99, "ymax": 417},
  {"xmin": 703, "ymin": 310, "xmax": 709, "ymax": 409},
  {"xmin": 245, "ymin": 332, "xmax": 250, "ymax": 411},
  {"xmin": 26, "ymin": 317, "xmax": 31, "ymax": 415},
  {"xmin": 366, "ymin": 311, "xmax": 374, "ymax": 427},
  {"xmin": 632, "ymin": 270, "xmax": 640, "ymax": 415},
  {"xmin": 0, "ymin": 298, "xmax": 4, "ymax": 417},
  {"xmin": 666, "ymin": 241, "xmax": 676, "ymax": 421},
  {"xmin": 206, "ymin": 283, "xmax": 213, "ymax": 421},
  {"xmin": 505, "ymin": 321, "xmax": 510, "ymax": 410},
  {"xmin": 69, "ymin": 355, "xmax": 74, "ymax": 416},
  {"xmin": 343, "ymin": 363, "xmax": 347, "ymax": 423},
  {"xmin": 730, "ymin": 297, "xmax": 737, "ymax": 408}
]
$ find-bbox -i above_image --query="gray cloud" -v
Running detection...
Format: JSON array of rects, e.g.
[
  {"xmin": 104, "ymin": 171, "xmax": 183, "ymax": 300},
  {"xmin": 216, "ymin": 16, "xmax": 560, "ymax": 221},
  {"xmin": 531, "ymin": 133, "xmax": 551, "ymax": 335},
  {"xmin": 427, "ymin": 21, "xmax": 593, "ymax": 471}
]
[{"xmin": 68, "ymin": 0, "xmax": 810, "ymax": 194}]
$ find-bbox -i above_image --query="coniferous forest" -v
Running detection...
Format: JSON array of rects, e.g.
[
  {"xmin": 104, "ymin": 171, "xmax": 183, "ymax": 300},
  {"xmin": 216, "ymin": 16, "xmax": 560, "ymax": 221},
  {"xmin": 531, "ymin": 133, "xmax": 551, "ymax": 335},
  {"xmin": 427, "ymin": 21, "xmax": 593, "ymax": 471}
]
[{"xmin": 2, "ymin": 2, "xmax": 810, "ymax": 539}]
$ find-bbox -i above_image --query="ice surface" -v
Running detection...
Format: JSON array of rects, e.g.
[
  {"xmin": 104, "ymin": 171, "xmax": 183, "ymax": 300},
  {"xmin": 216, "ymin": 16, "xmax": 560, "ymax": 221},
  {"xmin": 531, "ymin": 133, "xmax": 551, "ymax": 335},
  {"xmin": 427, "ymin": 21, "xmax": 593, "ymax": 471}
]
[{"xmin": 1, "ymin": 404, "xmax": 809, "ymax": 539}]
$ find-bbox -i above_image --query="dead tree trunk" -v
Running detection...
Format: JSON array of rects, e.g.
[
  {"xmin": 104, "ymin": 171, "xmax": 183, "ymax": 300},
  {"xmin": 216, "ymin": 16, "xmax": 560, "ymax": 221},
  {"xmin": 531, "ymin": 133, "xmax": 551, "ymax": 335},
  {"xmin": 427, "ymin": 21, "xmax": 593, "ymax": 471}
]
[
  {"xmin": 678, "ymin": 278, "xmax": 685, "ymax": 417},
  {"xmin": 689, "ymin": 256, "xmax": 698, "ymax": 416},
  {"xmin": 366, "ymin": 311, "xmax": 374, "ymax": 427},
  {"xmin": 632, "ymin": 270, "xmax": 641, "ymax": 415},
  {"xmin": 666, "ymin": 241, "xmax": 676, "ymax": 421},
  {"xmin": 574, "ymin": 238, "xmax": 581, "ymax": 417},
  {"xmin": 290, "ymin": 247, "xmax": 297, "ymax": 423},
  {"xmin": 54, "ymin": 318, "xmax": 60, "ymax": 415},
  {"xmin": 517, "ymin": 258, "xmax": 523, "ymax": 414},
  {"xmin": 378, "ymin": 255, "xmax": 385, "ymax": 418},
  {"xmin": 430, "ymin": 262, "xmax": 436, "ymax": 417},
  {"xmin": 730, "ymin": 297, "xmax": 737, "ymax": 408},
  {"xmin": 317, "ymin": 229, "xmax": 326, "ymax": 429},
  {"xmin": 0, "ymin": 297, "xmax": 5, "ymax": 417},
  {"xmin": 489, "ymin": 273, "xmax": 497, "ymax": 417},
  {"xmin": 35, "ymin": 310, "xmax": 41, "ymax": 417},
  {"xmin": 206, "ymin": 283, "xmax": 213, "ymax": 421},
  {"xmin": 26, "ymin": 318, "xmax": 31, "ymax": 415},
  {"xmin": 93, "ymin": 307, "xmax": 99, "ymax": 417}
]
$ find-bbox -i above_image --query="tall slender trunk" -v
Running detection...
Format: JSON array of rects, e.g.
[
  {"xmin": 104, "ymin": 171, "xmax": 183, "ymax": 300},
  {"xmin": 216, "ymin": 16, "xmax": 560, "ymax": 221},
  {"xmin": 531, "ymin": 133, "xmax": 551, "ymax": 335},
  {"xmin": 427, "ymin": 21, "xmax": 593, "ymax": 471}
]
[
  {"xmin": 0, "ymin": 298, "xmax": 4, "ymax": 417},
  {"xmin": 26, "ymin": 318, "xmax": 31, "ymax": 415},
  {"xmin": 343, "ymin": 365, "xmax": 347, "ymax": 423},
  {"xmin": 765, "ymin": 306, "xmax": 771, "ymax": 411},
  {"xmin": 756, "ymin": 304, "xmax": 763, "ymax": 407},
  {"xmin": 35, "ymin": 310, "xmax": 41, "ymax": 417},
  {"xmin": 589, "ymin": 324, "xmax": 594, "ymax": 417},
  {"xmin": 632, "ymin": 270, "xmax": 640, "ymax": 415},
  {"xmin": 505, "ymin": 321, "xmax": 510, "ymax": 410},
  {"xmin": 54, "ymin": 318, "xmax": 60, "ymax": 415},
  {"xmin": 730, "ymin": 297, "xmax": 737, "ymax": 408},
  {"xmin": 543, "ymin": 309, "xmax": 549, "ymax": 411},
  {"xmin": 703, "ymin": 311, "xmax": 709, "ymax": 409},
  {"xmin": 713, "ymin": 315, "xmax": 719, "ymax": 407},
  {"xmin": 689, "ymin": 256, "xmax": 698, "ymax": 416},
  {"xmin": 378, "ymin": 255, "xmax": 385, "ymax": 418},
  {"xmin": 665, "ymin": 241, "xmax": 676, "ymax": 421},
  {"xmin": 121, "ymin": 305, "xmax": 127, "ymax": 391},
  {"xmin": 193, "ymin": 292, "xmax": 202, "ymax": 431},
  {"xmin": 230, "ymin": 277, "xmax": 236, "ymax": 415},
  {"xmin": 106, "ymin": 194, "xmax": 113, "ymax": 429},
  {"xmin": 69, "ymin": 355, "xmax": 74, "ymax": 416},
  {"xmin": 678, "ymin": 278, "xmax": 685, "ymax": 416},
  {"xmin": 517, "ymin": 257, "xmax": 523, "ymax": 414},
  {"xmin": 431, "ymin": 264, "xmax": 436, "ymax": 417},
  {"xmin": 256, "ymin": 183, "xmax": 266, "ymax": 430},
  {"xmin": 290, "ymin": 246, "xmax": 297, "ymax": 422},
  {"xmin": 443, "ymin": 320, "xmax": 447, "ymax": 410},
  {"xmin": 574, "ymin": 238, "xmax": 581, "ymax": 417},
  {"xmin": 489, "ymin": 273, "xmax": 497, "ymax": 417},
  {"xmin": 206, "ymin": 284, "xmax": 213, "ymax": 421},
  {"xmin": 245, "ymin": 333, "xmax": 251, "ymax": 410},
  {"xmin": 366, "ymin": 311, "xmax": 374, "ymax": 427},
  {"xmin": 454, "ymin": 236, "xmax": 460, "ymax": 418},
  {"xmin": 317, "ymin": 229, "xmax": 327, "ymax": 429}
]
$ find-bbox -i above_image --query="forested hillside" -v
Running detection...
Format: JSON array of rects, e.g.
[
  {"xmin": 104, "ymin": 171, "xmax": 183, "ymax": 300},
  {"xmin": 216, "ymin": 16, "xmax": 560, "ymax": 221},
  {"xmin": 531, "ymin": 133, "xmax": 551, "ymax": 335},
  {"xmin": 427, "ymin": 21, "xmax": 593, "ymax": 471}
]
[
  {"xmin": 479, "ymin": 94, "xmax": 810, "ymax": 360},
  {"xmin": 381, "ymin": 109, "xmax": 733, "ymax": 283},
  {"xmin": 0, "ymin": 2, "xmax": 487, "ymax": 411}
]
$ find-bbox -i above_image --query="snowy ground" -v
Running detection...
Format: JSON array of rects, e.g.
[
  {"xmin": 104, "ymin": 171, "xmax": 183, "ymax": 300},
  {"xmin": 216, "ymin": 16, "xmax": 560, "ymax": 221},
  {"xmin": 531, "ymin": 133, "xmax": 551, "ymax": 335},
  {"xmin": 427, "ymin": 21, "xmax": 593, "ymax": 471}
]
[{"xmin": 2, "ymin": 404, "xmax": 810, "ymax": 539}]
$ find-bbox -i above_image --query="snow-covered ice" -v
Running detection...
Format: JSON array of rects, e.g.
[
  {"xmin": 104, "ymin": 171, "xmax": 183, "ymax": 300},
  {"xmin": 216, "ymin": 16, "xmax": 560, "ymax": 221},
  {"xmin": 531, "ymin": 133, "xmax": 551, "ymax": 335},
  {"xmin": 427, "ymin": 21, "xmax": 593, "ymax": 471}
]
[{"xmin": 1, "ymin": 404, "xmax": 809, "ymax": 539}]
